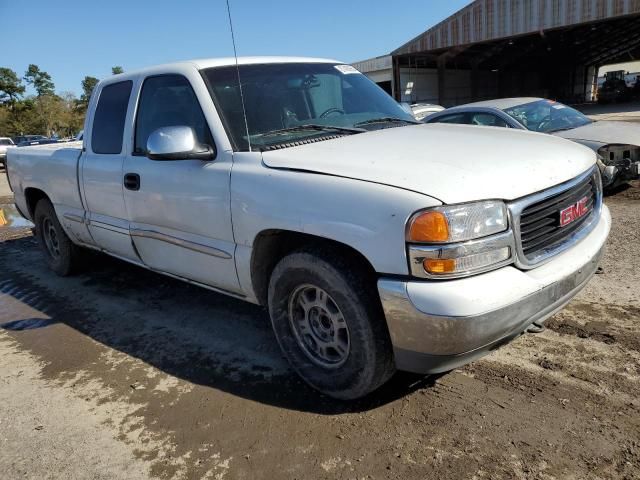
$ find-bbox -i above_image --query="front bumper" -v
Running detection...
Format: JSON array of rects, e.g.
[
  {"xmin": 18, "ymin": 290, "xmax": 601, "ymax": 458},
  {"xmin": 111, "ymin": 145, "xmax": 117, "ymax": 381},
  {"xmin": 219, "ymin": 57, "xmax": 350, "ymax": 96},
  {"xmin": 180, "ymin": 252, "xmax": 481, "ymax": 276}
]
[{"xmin": 378, "ymin": 205, "xmax": 611, "ymax": 374}]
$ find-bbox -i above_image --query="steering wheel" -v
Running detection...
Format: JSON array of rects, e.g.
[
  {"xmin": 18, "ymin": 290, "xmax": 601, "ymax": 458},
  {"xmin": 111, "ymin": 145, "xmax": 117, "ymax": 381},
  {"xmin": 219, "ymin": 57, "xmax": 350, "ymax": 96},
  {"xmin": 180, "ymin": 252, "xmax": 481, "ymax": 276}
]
[
  {"xmin": 536, "ymin": 115, "xmax": 552, "ymax": 131},
  {"xmin": 319, "ymin": 107, "xmax": 345, "ymax": 119}
]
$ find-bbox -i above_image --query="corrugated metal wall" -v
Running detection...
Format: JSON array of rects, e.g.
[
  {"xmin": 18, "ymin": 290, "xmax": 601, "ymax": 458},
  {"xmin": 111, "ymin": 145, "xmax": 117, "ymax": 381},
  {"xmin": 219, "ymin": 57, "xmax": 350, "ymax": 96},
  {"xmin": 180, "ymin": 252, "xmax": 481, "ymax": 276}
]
[
  {"xmin": 352, "ymin": 56, "xmax": 392, "ymax": 72},
  {"xmin": 394, "ymin": 0, "xmax": 640, "ymax": 55}
]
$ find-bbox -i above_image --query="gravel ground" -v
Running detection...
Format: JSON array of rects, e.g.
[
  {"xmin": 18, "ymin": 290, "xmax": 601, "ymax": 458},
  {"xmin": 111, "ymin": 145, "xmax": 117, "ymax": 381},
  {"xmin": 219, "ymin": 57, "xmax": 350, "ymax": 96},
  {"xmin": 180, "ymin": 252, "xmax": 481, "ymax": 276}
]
[{"xmin": 0, "ymin": 175, "xmax": 638, "ymax": 480}]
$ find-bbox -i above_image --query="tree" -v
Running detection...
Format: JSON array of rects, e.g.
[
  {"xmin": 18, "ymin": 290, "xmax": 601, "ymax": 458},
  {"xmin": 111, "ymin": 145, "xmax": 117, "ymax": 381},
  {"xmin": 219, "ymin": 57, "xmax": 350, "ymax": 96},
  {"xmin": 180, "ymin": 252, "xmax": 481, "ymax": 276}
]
[
  {"xmin": 111, "ymin": 66, "xmax": 124, "ymax": 75},
  {"xmin": 24, "ymin": 64, "xmax": 55, "ymax": 97},
  {"xmin": 0, "ymin": 68, "xmax": 27, "ymax": 136},
  {"xmin": 2, "ymin": 97, "xmax": 38, "ymax": 136},
  {"xmin": 59, "ymin": 91, "xmax": 85, "ymax": 135},
  {"xmin": 79, "ymin": 75, "xmax": 99, "ymax": 110},
  {"xmin": 0, "ymin": 67, "xmax": 25, "ymax": 104}
]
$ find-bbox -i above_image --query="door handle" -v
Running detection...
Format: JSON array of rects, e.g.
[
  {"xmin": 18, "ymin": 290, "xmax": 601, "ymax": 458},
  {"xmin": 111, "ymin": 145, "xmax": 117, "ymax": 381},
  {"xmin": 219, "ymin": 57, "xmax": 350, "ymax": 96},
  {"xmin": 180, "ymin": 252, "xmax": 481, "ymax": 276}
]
[{"xmin": 124, "ymin": 173, "xmax": 140, "ymax": 191}]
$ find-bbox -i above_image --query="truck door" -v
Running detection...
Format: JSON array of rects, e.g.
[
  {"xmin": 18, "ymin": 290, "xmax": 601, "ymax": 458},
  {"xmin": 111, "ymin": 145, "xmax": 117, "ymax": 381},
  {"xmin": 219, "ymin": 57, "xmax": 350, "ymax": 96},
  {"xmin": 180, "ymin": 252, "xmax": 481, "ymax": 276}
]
[
  {"xmin": 122, "ymin": 73, "xmax": 240, "ymax": 293},
  {"xmin": 81, "ymin": 80, "xmax": 140, "ymax": 262}
]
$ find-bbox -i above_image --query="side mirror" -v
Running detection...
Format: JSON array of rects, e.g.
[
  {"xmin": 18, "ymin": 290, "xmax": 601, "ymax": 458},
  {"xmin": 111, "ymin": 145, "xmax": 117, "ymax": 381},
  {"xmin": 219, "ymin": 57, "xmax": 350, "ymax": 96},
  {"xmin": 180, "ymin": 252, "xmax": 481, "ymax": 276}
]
[{"xmin": 146, "ymin": 126, "xmax": 215, "ymax": 161}]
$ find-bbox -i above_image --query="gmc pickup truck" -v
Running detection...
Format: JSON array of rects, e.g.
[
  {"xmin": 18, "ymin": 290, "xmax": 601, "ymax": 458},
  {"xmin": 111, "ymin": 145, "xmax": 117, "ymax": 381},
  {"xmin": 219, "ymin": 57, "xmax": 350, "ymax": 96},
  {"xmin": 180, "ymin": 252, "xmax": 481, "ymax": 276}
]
[{"xmin": 6, "ymin": 57, "xmax": 611, "ymax": 400}]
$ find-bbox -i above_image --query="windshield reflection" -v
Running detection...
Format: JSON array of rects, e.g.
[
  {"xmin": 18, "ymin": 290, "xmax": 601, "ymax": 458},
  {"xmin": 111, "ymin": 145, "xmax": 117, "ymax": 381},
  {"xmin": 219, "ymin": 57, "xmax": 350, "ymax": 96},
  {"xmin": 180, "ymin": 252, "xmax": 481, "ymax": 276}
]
[
  {"xmin": 202, "ymin": 63, "xmax": 416, "ymax": 151},
  {"xmin": 504, "ymin": 100, "xmax": 592, "ymax": 133}
]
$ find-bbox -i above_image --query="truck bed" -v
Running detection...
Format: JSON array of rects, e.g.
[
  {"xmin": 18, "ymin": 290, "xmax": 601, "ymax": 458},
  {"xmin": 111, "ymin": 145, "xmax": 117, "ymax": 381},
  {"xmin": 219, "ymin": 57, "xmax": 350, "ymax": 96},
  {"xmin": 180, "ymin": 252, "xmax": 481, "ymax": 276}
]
[{"xmin": 7, "ymin": 141, "xmax": 84, "ymax": 224}]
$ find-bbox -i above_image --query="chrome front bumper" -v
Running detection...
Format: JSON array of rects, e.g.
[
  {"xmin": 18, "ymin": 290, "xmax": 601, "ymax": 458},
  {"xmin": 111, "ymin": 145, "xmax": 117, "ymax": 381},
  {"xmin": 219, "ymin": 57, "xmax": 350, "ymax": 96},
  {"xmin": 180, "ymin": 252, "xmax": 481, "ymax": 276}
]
[{"xmin": 378, "ymin": 205, "xmax": 611, "ymax": 374}]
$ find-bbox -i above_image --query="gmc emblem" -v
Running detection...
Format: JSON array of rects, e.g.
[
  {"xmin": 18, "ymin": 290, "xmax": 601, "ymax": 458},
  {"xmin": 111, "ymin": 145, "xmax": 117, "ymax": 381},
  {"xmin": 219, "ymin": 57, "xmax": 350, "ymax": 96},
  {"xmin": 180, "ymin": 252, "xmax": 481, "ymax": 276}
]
[{"xmin": 559, "ymin": 197, "xmax": 590, "ymax": 227}]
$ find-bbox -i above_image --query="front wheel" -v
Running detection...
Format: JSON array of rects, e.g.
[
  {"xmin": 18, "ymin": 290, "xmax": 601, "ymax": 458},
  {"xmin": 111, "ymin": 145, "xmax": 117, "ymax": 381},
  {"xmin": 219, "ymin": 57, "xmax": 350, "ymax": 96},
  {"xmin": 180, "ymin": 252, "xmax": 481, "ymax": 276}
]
[
  {"xmin": 268, "ymin": 249, "xmax": 395, "ymax": 400},
  {"xmin": 34, "ymin": 199, "xmax": 83, "ymax": 276}
]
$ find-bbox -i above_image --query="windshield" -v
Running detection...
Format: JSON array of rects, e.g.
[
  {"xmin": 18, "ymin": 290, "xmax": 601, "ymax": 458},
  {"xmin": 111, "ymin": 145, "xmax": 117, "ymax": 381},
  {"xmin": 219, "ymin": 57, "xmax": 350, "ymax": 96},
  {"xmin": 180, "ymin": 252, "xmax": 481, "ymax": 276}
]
[
  {"xmin": 202, "ymin": 63, "xmax": 415, "ymax": 151},
  {"xmin": 503, "ymin": 100, "xmax": 592, "ymax": 133}
]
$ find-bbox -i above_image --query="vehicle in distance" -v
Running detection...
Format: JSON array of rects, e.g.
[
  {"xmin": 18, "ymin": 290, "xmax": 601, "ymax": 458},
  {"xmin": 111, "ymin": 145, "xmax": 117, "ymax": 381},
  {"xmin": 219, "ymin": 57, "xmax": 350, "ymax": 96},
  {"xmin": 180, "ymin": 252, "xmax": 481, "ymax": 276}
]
[
  {"xmin": 7, "ymin": 58, "xmax": 610, "ymax": 399},
  {"xmin": 410, "ymin": 102, "xmax": 445, "ymax": 121},
  {"xmin": 0, "ymin": 137, "xmax": 15, "ymax": 169},
  {"xmin": 425, "ymin": 97, "xmax": 640, "ymax": 191},
  {"xmin": 17, "ymin": 139, "xmax": 60, "ymax": 147},
  {"xmin": 598, "ymin": 70, "xmax": 631, "ymax": 104},
  {"xmin": 12, "ymin": 134, "xmax": 48, "ymax": 145}
]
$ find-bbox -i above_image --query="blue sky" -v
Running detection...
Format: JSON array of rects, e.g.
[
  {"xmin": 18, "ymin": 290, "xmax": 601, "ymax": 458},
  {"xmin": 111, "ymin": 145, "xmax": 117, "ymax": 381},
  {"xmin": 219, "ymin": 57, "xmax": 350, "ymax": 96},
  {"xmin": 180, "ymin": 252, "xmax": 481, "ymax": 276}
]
[{"xmin": 1, "ymin": 0, "xmax": 471, "ymax": 96}]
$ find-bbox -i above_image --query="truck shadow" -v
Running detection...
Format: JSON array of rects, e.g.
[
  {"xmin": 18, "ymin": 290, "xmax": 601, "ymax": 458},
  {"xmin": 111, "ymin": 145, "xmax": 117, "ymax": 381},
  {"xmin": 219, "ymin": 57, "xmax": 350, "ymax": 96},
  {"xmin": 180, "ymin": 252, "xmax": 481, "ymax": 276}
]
[{"xmin": 0, "ymin": 236, "xmax": 437, "ymax": 414}]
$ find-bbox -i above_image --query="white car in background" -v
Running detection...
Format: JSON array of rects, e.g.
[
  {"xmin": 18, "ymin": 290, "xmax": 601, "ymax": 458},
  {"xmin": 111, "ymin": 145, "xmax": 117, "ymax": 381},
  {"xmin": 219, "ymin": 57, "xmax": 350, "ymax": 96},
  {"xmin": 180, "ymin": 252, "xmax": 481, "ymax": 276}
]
[
  {"xmin": 410, "ymin": 102, "xmax": 445, "ymax": 121},
  {"xmin": 425, "ymin": 98, "xmax": 640, "ymax": 190},
  {"xmin": 0, "ymin": 137, "xmax": 15, "ymax": 169}
]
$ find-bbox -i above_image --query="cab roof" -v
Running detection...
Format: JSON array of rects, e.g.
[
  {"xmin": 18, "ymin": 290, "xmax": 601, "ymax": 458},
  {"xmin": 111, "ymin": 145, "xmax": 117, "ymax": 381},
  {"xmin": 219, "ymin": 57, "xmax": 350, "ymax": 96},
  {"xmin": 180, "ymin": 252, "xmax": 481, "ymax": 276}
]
[{"xmin": 115, "ymin": 56, "xmax": 342, "ymax": 79}]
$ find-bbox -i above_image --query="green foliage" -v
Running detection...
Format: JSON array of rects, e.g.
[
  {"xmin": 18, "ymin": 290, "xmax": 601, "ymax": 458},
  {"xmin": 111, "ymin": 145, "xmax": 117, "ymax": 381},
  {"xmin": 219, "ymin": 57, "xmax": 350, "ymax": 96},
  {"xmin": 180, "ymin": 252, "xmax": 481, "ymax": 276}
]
[
  {"xmin": 24, "ymin": 64, "xmax": 55, "ymax": 97},
  {"xmin": 0, "ymin": 66, "xmax": 97, "ymax": 138},
  {"xmin": 0, "ymin": 67, "xmax": 25, "ymax": 104},
  {"xmin": 112, "ymin": 66, "xmax": 124, "ymax": 75},
  {"xmin": 79, "ymin": 76, "xmax": 100, "ymax": 109}
]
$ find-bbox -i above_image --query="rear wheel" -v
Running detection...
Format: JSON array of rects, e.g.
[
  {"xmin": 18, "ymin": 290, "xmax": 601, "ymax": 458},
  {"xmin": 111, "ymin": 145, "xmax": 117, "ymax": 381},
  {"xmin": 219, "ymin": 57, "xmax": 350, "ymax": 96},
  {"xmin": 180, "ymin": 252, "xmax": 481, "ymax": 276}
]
[
  {"xmin": 268, "ymin": 249, "xmax": 395, "ymax": 400},
  {"xmin": 34, "ymin": 199, "xmax": 83, "ymax": 276}
]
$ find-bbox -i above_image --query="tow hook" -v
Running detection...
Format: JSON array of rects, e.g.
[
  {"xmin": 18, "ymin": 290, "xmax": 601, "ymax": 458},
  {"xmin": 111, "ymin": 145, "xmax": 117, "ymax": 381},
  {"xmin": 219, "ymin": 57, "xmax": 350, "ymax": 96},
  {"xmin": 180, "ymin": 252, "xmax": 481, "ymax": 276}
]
[{"xmin": 526, "ymin": 322, "xmax": 545, "ymax": 334}]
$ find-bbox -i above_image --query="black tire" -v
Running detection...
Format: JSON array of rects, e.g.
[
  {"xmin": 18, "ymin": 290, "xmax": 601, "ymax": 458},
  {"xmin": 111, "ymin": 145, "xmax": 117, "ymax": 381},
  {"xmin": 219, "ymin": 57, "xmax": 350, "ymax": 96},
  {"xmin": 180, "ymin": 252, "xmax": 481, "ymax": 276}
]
[
  {"xmin": 34, "ymin": 199, "xmax": 83, "ymax": 276},
  {"xmin": 268, "ymin": 248, "xmax": 395, "ymax": 400}
]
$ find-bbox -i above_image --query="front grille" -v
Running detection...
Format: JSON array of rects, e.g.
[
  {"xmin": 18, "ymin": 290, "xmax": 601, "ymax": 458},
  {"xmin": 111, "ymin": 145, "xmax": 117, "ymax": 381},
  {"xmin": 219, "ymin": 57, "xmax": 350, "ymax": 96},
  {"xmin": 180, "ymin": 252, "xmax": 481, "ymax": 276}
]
[{"xmin": 518, "ymin": 173, "xmax": 598, "ymax": 260}]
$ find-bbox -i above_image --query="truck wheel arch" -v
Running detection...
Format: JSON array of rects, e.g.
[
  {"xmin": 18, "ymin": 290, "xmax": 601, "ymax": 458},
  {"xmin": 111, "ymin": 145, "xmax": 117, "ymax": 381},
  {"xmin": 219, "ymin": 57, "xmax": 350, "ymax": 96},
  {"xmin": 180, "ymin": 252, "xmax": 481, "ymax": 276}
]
[
  {"xmin": 24, "ymin": 188, "xmax": 50, "ymax": 219},
  {"xmin": 250, "ymin": 229, "xmax": 378, "ymax": 307}
]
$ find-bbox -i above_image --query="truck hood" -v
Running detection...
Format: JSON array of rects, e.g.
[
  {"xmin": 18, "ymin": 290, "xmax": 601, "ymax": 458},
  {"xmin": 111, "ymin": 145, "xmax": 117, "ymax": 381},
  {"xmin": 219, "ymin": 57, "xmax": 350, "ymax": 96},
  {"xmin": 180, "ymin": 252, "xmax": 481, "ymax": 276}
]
[
  {"xmin": 553, "ymin": 120, "xmax": 640, "ymax": 146},
  {"xmin": 261, "ymin": 124, "xmax": 596, "ymax": 204}
]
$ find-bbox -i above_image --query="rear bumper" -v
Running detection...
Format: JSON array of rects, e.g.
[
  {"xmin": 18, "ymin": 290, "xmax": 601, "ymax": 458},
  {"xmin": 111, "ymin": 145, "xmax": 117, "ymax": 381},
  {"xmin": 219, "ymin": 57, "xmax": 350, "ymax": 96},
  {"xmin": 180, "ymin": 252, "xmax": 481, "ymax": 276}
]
[{"xmin": 378, "ymin": 205, "xmax": 611, "ymax": 374}]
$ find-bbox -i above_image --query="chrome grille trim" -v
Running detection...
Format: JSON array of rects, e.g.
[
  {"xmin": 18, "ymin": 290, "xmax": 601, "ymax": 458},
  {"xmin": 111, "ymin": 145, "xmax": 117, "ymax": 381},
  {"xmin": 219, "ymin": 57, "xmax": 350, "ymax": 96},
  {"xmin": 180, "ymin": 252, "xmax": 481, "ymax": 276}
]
[{"xmin": 508, "ymin": 166, "xmax": 602, "ymax": 269}]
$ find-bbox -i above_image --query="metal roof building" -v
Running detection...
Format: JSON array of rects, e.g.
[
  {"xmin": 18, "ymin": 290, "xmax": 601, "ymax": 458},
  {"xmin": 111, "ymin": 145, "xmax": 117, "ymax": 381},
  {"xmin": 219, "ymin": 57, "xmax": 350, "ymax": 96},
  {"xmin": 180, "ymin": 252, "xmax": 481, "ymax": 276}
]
[
  {"xmin": 373, "ymin": 0, "xmax": 640, "ymax": 106},
  {"xmin": 352, "ymin": 55, "xmax": 393, "ymax": 94}
]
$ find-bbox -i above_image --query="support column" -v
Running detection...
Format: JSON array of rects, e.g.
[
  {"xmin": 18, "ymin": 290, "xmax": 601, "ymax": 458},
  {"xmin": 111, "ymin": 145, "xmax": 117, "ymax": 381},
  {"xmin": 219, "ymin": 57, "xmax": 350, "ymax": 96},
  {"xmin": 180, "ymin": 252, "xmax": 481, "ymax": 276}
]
[
  {"xmin": 437, "ymin": 55, "xmax": 447, "ymax": 106},
  {"xmin": 584, "ymin": 65, "xmax": 597, "ymax": 102},
  {"xmin": 471, "ymin": 62, "xmax": 479, "ymax": 102},
  {"xmin": 392, "ymin": 56, "xmax": 401, "ymax": 101}
]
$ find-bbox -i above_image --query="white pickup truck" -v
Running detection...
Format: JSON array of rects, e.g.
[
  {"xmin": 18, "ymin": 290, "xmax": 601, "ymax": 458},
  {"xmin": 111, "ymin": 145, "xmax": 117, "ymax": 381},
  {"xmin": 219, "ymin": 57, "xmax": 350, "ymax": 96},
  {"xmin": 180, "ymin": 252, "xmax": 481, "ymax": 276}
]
[{"xmin": 6, "ymin": 57, "xmax": 611, "ymax": 399}]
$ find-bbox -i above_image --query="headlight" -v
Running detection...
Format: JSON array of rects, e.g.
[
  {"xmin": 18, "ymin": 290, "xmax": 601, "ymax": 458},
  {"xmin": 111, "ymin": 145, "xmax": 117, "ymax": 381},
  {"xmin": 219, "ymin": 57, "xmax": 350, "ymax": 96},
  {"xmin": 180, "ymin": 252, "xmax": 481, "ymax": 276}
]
[
  {"xmin": 407, "ymin": 201, "xmax": 514, "ymax": 279},
  {"xmin": 408, "ymin": 201, "xmax": 508, "ymax": 243}
]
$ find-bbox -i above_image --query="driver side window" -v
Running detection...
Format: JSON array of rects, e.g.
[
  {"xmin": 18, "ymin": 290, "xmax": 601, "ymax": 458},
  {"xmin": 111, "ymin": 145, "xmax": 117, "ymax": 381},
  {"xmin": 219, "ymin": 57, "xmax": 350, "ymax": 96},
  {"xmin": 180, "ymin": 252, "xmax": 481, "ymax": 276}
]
[
  {"xmin": 470, "ymin": 113, "xmax": 509, "ymax": 128},
  {"xmin": 134, "ymin": 75, "xmax": 213, "ymax": 155},
  {"xmin": 434, "ymin": 113, "xmax": 470, "ymax": 125}
]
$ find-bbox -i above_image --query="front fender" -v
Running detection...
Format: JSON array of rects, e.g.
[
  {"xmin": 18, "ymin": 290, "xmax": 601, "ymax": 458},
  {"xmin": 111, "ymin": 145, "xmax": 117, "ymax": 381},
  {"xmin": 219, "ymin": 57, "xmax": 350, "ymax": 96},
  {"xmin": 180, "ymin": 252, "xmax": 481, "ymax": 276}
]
[{"xmin": 230, "ymin": 153, "xmax": 441, "ymax": 276}]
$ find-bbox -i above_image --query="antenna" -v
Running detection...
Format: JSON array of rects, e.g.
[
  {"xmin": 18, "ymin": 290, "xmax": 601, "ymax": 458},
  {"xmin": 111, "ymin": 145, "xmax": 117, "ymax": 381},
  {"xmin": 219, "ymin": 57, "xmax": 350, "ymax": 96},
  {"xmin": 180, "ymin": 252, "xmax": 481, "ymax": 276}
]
[{"xmin": 225, "ymin": 0, "xmax": 251, "ymax": 152}]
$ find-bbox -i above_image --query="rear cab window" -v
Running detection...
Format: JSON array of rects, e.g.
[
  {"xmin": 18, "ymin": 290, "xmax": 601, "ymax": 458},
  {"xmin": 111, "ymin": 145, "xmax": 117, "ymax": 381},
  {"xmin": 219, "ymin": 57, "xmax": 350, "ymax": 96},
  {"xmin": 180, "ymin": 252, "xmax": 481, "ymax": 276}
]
[{"xmin": 91, "ymin": 81, "xmax": 133, "ymax": 154}]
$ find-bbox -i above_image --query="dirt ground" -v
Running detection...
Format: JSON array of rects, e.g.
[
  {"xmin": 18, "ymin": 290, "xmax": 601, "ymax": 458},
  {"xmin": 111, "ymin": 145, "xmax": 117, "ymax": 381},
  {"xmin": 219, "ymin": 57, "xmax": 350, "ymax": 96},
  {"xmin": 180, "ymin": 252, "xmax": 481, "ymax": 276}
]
[
  {"xmin": 0, "ymin": 173, "xmax": 639, "ymax": 480},
  {"xmin": 579, "ymin": 100, "xmax": 640, "ymax": 122}
]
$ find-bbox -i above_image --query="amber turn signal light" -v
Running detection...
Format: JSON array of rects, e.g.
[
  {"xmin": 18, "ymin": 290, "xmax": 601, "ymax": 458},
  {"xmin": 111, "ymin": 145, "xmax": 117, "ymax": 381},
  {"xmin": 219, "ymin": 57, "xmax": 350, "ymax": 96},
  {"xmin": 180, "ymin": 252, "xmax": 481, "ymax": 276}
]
[
  {"xmin": 423, "ymin": 258, "xmax": 456, "ymax": 274},
  {"xmin": 409, "ymin": 211, "xmax": 449, "ymax": 242}
]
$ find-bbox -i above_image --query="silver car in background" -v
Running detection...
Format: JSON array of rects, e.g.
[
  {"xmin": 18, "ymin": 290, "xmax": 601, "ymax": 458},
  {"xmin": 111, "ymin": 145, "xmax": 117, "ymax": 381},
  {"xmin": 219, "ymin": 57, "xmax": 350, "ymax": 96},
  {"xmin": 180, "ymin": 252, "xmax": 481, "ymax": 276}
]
[{"xmin": 425, "ymin": 97, "xmax": 640, "ymax": 190}]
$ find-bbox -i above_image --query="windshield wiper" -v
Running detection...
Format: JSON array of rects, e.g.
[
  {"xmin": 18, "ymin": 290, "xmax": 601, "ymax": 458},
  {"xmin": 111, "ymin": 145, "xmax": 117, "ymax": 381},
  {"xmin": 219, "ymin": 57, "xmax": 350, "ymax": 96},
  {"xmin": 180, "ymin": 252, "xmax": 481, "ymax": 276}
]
[
  {"xmin": 354, "ymin": 117, "xmax": 420, "ymax": 127},
  {"xmin": 547, "ymin": 127, "xmax": 576, "ymax": 133},
  {"xmin": 256, "ymin": 124, "xmax": 365, "ymax": 138}
]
